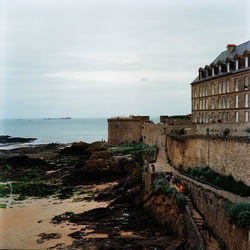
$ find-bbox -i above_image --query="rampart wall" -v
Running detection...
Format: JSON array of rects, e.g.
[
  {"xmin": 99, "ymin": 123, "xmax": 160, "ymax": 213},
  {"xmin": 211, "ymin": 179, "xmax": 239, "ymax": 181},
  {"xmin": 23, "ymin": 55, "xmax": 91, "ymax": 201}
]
[
  {"xmin": 141, "ymin": 124, "xmax": 166, "ymax": 147},
  {"xmin": 179, "ymin": 177, "xmax": 250, "ymax": 250},
  {"xmin": 166, "ymin": 135, "xmax": 250, "ymax": 186},
  {"xmin": 108, "ymin": 119, "xmax": 142, "ymax": 145}
]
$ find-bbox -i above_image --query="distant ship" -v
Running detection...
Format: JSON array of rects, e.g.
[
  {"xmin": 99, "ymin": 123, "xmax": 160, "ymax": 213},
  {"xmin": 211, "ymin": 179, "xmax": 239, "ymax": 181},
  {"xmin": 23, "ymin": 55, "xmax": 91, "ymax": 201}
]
[{"xmin": 44, "ymin": 117, "xmax": 71, "ymax": 120}]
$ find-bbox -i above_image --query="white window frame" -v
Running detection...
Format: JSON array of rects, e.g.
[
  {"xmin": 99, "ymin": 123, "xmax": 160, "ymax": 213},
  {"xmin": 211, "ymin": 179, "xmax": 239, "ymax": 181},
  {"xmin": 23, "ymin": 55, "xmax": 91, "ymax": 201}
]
[
  {"xmin": 205, "ymin": 86, "xmax": 208, "ymax": 96},
  {"xmin": 212, "ymin": 83, "xmax": 214, "ymax": 95},
  {"xmin": 227, "ymin": 96, "xmax": 230, "ymax": 108},
  {"xmin": 235, "ymin": 60, "xmax": 238, "ymax": 70},
  {"xmin": 222, "ymin": 81, "xmax": 225, "ymax": 93},
  {"xmin": 199, "ymin": 87, "xmax": 201, "ymax": 97},
  {"xmin": 194, "ymin": 88, "xmax": 197, "ymax": 97},
  {"xmin": 235, "ymin": 78, "xmax": 238, "ymax": 92},
  {"xmin": 219, "ymin": 65, "xmax": 222, "ymax": 74},
  {"xmin": 235, "ymin": 111, "xmax": 238, "ymax": 122},
  {"xmin": 218, "ymin": 96, "xmax": 221, "ymax": 109},
  {"xmin": 245, "ymin": 93, "xmax": 248, "ymax": 108},
  {"xmin": 223, "ymin": 96, "xmax": 225, "ymax": 109},
  {"xmin": 219, "ymin": 82, "xmax": 222, "ymax": 94},
  {"xmin": 245, "ymin": 111, "xmax": 249, "ymax": 122},
  {"xmin": 212, "ymin": 68, "xmax": 214, "ymax": 77},
  {"xmin": 245, "ymin": 56, "xmax": 248, "ymax": 68},
  {"xmin": 227, "ymin": 112, "xmax": 230, "ymax": 121},
  {"xmin": 200, "ymin": 100, "xmax": 202, "ymax": 110},
  {"xmin": 235, "ymin": 95, "xmax": 238, "ymax": 108},
  {"xmin": 227, "ymin": 62, "xmax": 230, "ymax": 72},
  {"xmin": 244, "ymin": 76, "xmax": 248, "ymax": 90},
  {"xmin": 227, "ymin": 80, "xmax": 230, "ymax": 93},
  {"xmin": 211, "ymin": 98, "xmax": 214, "ymax": 109}
]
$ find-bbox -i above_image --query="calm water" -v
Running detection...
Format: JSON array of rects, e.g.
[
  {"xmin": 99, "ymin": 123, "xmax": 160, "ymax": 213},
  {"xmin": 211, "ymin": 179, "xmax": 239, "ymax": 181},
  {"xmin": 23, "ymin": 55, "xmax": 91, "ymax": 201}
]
[{"xmin": 0, "ymin": 118, "xmax": 108, "ymax": 148}]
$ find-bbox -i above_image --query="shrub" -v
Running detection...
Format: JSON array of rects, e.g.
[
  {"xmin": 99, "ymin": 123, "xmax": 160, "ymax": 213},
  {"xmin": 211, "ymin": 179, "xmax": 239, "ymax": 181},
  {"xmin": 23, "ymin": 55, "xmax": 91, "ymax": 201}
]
[
  {"xmin": 223, "ymin": 202, "xmax": 250, "ymax": 230},
  {"xmin": 176, "ymin": 194, "xmax": 186, "ymax": 209},
  {"xmin": 245, "ymin": 127, "xmax": 250, "ymax": 133},
  {"xmin": 223, "ymin": 128, "xmax": 230, "ymax": 136}
]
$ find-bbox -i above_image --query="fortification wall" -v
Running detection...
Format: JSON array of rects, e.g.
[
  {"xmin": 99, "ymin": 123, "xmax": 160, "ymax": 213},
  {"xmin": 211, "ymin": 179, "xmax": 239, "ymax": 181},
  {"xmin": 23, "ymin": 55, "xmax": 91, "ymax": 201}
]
[
  {"xmin": 166, "ymin": 135, "xmax": 250, "ymax": 186},
  {"xmin": 141, "ymin": 124, "xmax": 166, "ymax": 147},
  {"xmin": 108, "ymin": 119, "xmax": 142, "ymax": 145},
  {"xmin": 181, "ymin": 178, "xmax": 250, "ymax": 250},
  {"xmin": 195, "ymin": 123, "xmax": 250, "ymax": 136}
]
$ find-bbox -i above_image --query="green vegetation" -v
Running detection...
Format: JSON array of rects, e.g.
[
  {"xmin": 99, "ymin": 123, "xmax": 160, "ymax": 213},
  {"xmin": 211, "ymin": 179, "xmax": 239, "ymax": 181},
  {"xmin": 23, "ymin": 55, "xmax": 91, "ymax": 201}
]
[
  {"xmin": 181, "ymin": 166, "xmax": 250, "ymax": 197},
  {"xmin": 152, "ymin": 174, "xmax": 186, "ymax": 209},
  {"xmin": 170, "ymin": 128, "xmax": 186, "ymax": 135},
  {"xmin": 107, "ymin": 143, "xmax": 157, "ymax": 163},
  {"xmin": 223, "ymin": 128, "xmax": 230, "ymax": 136},
  {"xmin": 0, "ymin": 184, "xmax": 10, "ymax": 198},
  {"xmin": 245, "ymin": 127, "xmax": 250, "ymax": 133},
  {"xmin": 167, "ymin": 115, "xmax": 191, "ymax": 120},
  {"xmin": 223, "ymin": 202, "xmax": 250, "ymax": 230},
  {"xmin": 0, "ymin": 203, "xmax": 7, "ymax": 209}
]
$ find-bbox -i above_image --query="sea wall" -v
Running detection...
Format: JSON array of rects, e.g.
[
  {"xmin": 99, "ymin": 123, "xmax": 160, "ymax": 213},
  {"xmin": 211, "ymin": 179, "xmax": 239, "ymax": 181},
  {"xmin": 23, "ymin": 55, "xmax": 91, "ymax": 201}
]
[
  {"xmin": 179, "ymin": 177, "xmax": 250, "ymax": 250},
  {"xmin": 166, "ymin": 135, "xmax": 250, "ymax": 186},
  {"xmin": 108, "ymin": 119, "xmax": 142, "ymax": 145},
  {"xmin": 141, "ymin": 124, "xmax": 166, "ymax": 147}
]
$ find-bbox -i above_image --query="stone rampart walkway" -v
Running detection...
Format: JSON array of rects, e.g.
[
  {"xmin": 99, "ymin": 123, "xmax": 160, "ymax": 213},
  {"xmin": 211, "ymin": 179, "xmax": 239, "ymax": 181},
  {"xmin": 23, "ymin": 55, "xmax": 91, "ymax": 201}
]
[{"xmin": 154, "ymin": 147, "xmax": 171, "ymax": 173}]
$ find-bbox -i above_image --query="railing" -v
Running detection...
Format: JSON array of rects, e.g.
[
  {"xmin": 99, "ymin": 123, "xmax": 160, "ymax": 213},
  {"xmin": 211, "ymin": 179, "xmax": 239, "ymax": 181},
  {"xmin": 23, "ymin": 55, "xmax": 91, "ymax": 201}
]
[{"xmin": 172, "ymin": 168, "xmax": 250, "ymax": 204}]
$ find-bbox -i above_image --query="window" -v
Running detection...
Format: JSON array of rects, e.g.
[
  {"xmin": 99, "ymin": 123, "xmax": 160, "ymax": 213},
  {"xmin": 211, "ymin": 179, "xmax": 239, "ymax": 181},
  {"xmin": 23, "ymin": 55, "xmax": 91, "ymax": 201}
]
[
  {"xmin": 219, "ymin": 65, "xmax": 222, "ymax": 74},
  {"xmin": 199, "ymin": 113, "xmax": 202, "ymax": 123},
  {"xmin": 227, "ymin": 80, "xmax": 230, "ymax": 92},
  {"xmin": 222, "ymin": 81, "xmax": 225, "ymax": 93},
  {"xmin": 212, "ymin": 68, "xmax": 214, "ymax": 77},
  {"xmin": 219, "ymin": 112, "xmax": 222, "ymax": 120},
  {"xmin": 244, "ymin": 76, "xmax": 248, "ymax": 90},
  {"xmin": 235, "ymin": 60, "xmax": 238, "ymax": 70},
  {"xmin": 195, "ymin": 113, "xmax": 197, "ymax": 123},
  {"xmin": 223, "ymin": 96, "xmax": 225, "ymax": 109},
  {"xmin": 235, "ymin": 78, "xmax": 238, "ymax": 91},
  {"xmin": 199, "ymin": 87, "xmax": 201, "ymax": 97},
  {"xmin": 245, "ymin": 93, "xmax": 248, "ymax": 108},
  {"xmin": 205, "ymin": 86, "xmax": 208, "ymax": 96},
  {"xmin": 200, "ymin": 100, "xmax": 202, "ymax": 110},
  {"xmin": 219, "ymin": 82, "xmax": 222, "ymax": 94},
  {"xmin": 205, "ymin": 112, "xmax": 208, "ymax": 123},
  {"xmin": 194, "ymin": 100, "xmax": 197, "ymax": 110},
  {"xmin": 227, "ymin": 62, "xmax": 230, "ymax": 72},
  {"xmin": 212, "ymin": 83, "xmax": 215, "ymax": 95},
  {"xmin": 245, "ymin": 56, "xmax": 249, "ymax": 68},
  {"xmin": 245, "ymin": 111, "xmax": 249, "ymax": 122},
  {"xmin": 206, "ymin": 99, "xmax": 208, "ymax": 109},
  {"xmin": 202, "ymin": 86, "xmax": 205, "ymax": 97},
  {"xmin": 194, "ymin": 88, "xmax": 197, "ymax": 97},
  {"xmin": 227, "ymin": 112, "xmax": 230, "ymax": 121},
  {"xmin": 218, "ymin": 96, "xmax": 221, "ymax": 108},
  {"xmin": 203, "ymin": 99, "xmax": 205, "ymax": 110},
  {"xmin": 227, "ymin": 96, "xmax": 230, "ymax": 108},
  {"xmin": 235, "ymin": 95, "xmax": 238, "ymax": 108},
  {"xmin": 235, "ymin": 111, "xmax": 238, "ymax": 122},
  {"xmin": 223, "ymin": 112, "xmax": 226, "ymax": 121},
  {"xmin": 211, "ymin": 98, "xmax": 215, "ymax": 109}
]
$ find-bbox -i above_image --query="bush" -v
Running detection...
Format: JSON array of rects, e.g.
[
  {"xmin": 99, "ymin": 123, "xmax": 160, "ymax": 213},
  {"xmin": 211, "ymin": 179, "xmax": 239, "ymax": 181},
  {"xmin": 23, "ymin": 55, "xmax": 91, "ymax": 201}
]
[
  {"xmin": 176, "ymin": 194, "xmax": 186, "ymax": 209},
  {"xmin": 223, "ymin": 202, "xmax": 250, "ymax": 230},
  {"xmin": 245, "ymin": 127, "xmax": 250, "ymax": 133},
  {"xmin": 223, "ymin": 128, "xmax": 230, "ymax": 136}
]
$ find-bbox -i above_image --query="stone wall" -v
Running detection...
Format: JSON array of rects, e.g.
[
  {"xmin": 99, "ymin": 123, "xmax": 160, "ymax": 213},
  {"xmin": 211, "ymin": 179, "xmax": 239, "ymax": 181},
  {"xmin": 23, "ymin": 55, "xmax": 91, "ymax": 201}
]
[
  {"xmin": 141, "ymin": 124, "xmax": 167, "ymax": 147},
  {"xmin": 180, "ymin": 178, "xmax": 250, "ymax": 250},
  {"xmin": 166, "ymin": 135, "xmax": 250, "ymax": 186},
  {"xmin": 107, "ymin": 118, "xmax": 142, "ymax": 145}
]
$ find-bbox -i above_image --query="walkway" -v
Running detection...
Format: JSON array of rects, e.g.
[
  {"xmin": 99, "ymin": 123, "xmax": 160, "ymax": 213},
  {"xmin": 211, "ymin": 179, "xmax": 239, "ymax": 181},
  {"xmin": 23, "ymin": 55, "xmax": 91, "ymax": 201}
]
[{"xmin": 154, "ymin": 147, "xmax": 171, "ymax": 173}]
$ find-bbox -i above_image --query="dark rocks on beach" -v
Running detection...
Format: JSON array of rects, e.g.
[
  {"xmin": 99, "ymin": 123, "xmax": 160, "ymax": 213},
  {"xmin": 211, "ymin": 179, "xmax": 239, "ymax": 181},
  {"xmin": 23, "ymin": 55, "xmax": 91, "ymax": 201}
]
[{"xmin": 0, "ymin": 135, "xmax": 37, "ymax": 144}]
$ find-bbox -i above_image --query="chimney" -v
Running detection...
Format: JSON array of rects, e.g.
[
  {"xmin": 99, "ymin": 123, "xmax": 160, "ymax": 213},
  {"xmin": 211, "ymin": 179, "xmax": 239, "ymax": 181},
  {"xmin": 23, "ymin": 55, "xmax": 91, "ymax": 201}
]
[{"xmin": 227, "ymin": 44, "xmax": 236, "ymax": 54}]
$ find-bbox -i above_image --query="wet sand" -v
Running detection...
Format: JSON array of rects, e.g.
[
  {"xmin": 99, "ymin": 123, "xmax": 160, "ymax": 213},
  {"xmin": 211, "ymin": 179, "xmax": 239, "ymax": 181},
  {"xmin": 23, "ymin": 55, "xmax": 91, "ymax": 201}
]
[{"xmin": 0, "ymin": 183, "xmax": 113, "ymax": 249}]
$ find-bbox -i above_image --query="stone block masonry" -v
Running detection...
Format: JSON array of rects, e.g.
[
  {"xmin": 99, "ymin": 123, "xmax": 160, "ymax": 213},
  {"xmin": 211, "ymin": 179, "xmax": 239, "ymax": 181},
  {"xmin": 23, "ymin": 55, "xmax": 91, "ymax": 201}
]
[{"xmin": 166, "ymin": 135, "xmax": 250, "ymax": 186}]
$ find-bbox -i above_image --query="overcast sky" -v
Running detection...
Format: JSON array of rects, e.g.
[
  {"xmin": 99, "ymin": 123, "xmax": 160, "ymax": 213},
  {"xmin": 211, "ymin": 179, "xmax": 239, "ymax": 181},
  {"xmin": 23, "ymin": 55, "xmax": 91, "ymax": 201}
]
[{"xmin": 0, "ymin": 0, "xmax": 249, "ymax": 118}]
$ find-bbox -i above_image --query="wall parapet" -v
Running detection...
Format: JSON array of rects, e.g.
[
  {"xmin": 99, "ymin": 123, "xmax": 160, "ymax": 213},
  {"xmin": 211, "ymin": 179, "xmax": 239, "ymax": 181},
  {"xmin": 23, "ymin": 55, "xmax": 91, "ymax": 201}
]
[{"xmin": 167, "ymin": 134, "xmax": 250, "ymax": 143}]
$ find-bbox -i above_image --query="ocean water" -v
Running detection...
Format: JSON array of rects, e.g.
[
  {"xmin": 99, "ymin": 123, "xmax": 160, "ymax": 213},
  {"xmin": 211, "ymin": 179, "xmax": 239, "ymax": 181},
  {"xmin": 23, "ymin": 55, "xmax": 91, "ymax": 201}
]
[{"xmin": 0, "ymin": 118, "xmax": 108, "ymax": 148}]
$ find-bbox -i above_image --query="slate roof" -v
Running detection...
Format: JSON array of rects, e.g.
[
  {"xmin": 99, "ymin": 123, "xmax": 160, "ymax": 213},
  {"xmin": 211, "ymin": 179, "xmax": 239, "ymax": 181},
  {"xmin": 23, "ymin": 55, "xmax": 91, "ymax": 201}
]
[
  {"xmin": 192, "ymin": 41, "xmax": 250, "ymax": 84},
  {"xmin": 213, "ymin": 40, "xmax": 250, "ymax": 64}
]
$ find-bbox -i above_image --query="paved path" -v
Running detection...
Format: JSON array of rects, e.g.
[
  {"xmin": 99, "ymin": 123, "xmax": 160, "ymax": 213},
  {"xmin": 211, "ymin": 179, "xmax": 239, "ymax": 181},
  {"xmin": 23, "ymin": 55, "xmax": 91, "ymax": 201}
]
[{"xmin": 154, "ymin": 147, "xmax": 172, "ymax": 173}]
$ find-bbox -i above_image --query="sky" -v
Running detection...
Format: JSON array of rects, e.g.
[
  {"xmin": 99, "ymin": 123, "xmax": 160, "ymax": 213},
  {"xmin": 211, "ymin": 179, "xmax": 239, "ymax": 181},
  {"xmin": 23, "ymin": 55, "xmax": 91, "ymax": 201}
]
[{"xmin": 0, "ymin": 0, "xmax": 249, "ymax": 119}]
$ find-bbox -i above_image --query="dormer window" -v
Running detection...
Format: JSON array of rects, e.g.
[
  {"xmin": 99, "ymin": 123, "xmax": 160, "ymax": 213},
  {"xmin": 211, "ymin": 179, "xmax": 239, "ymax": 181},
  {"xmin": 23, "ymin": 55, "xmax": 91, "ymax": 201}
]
[
  {"xmin": 245, "ymin": 56, "xmax": 249, "ymax": 68},
  {"xmin": 219, "ymin": 65, "xmax": 222, "ymax": 74},
  {"xmin": 235, "ymin": 60, "xmax": 239, "ymax": 70},
  {"xmin": 212, "ymin": 68, "xmax": 214, "ymax": 77},
  {"xmin": 227, "ymin": 62, "xmax": 230, "ymax": 72}
]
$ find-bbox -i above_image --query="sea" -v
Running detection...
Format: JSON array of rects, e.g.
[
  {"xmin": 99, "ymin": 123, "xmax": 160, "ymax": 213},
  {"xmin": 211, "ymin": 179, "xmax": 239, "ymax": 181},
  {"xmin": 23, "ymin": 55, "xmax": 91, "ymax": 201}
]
[{"xmin": 0, "ymin": 118, "xmax": 108, "ymax": 149}]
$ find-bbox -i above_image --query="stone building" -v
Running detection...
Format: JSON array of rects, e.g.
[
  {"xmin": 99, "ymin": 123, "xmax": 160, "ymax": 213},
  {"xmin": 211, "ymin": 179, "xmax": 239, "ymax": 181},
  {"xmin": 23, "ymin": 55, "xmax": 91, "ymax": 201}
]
[{"xmin": 191, "ymin": 41, "xmax": 250, "ymax": 123}]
